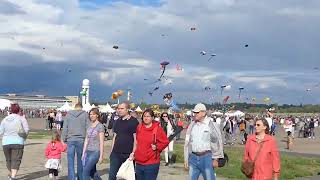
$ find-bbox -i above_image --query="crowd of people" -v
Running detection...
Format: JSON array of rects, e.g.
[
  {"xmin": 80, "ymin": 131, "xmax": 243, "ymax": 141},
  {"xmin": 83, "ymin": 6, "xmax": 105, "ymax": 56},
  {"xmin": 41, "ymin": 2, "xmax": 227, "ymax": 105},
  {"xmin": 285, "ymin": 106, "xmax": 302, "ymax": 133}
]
[{"xmin": 2, "ymin": 101, "xmax": 320, "ymax": 179}]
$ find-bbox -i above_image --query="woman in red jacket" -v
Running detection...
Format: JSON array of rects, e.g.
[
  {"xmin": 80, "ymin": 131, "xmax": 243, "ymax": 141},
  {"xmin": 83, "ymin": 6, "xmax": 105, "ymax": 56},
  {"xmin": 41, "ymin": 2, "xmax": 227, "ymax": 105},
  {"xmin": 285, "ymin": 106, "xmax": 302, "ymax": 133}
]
[
  {"xmin": 133, "ymin": 109, "xmax": 169, "ymax": 180},
  {"xmin": 243, "ymin": 118, "xmax": 280, "ymax": 180}
]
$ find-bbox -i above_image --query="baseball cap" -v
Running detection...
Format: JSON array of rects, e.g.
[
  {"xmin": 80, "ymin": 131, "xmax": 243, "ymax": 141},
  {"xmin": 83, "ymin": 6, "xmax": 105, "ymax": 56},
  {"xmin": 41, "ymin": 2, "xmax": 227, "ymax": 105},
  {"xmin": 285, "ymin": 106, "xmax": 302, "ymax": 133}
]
[{"xmin": 193, "ymin": 103, "xmax": 206, "ymax": 113}]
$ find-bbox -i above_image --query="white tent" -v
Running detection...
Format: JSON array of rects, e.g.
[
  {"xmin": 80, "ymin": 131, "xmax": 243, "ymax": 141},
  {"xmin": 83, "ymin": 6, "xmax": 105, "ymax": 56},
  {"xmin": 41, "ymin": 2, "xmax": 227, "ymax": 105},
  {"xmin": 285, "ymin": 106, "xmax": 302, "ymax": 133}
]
[
  {"xmin": 0, "ymin": 99, "xmax": 12, "ymax": 110},
  {"xmin": 212, "ymin": 111, "xmax": 223, "ymax": 116},
  {"xmin": 135, "ymin": 106, "xmax": 143, "ymax": 112},
  {"xmin": 82, "ymin": 103, "xmax": 92, "ymax": 112},
  {"xmin": 233, "ymin": 110, "xmax": 245, "ymax": 117},
  {"xmin": 57, "ymin": 102, "xmax": 73, "ymax": 111},
  {"xmin": 100, "ymin": 103, "xmax": 115, "ymax": 113}
]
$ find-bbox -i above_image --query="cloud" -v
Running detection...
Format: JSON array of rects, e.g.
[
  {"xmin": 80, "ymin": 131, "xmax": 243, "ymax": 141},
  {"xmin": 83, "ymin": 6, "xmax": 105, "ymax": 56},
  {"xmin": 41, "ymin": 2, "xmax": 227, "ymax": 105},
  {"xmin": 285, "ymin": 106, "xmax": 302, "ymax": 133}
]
[{"xmin": 0, "ymin": 0, "xmax": 320, "ymax": 104}]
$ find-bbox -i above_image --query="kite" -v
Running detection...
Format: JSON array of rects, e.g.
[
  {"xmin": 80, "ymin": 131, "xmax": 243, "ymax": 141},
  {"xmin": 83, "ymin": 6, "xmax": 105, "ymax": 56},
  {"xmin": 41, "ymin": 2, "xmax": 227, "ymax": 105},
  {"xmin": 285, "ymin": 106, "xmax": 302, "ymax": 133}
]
[
  {"xmin": 223, "ymin": 96, "xmax": 230, "ymax": 104},
  {"xmin": 113, "ymin": 45, "xmax": 119, "ymax": 49},
  {"xmin": 208, "ymin": 54, "xmax": 216, "ymax": 61},
  {"xmin": 163, "ymin": 93, "xmax": 180, "ymax": 112},
  {"xmin": 200, "ymin": 51, "xmax": 206, "ymax": 55},
  {"xmin": 176, "ymin": 64, "xmax": 183, "ymax": 71},
  {"xmin": 159, "ymin": 61, "xmax": 170, "ymax": 79},
  {"xmin": 263, "ymin": 97, "xmax": 270, "ymax": 103},
  {"xmin": 190, "ymin": 27, "xmax": 196, "ymax": 31},
  {"xmin": 111, "ymin": 90, "xmax": 124, "ymax": 100},
  {"xmin": 245, "ymin": 44, "xmax": 249, "ymax": 47},
  {"xmin": 204, "ymin": 86, "xmax": 211, "ymax": 91},
  {"xmin": 153, "ymin": 86, "xmax": 159, "ymax": 91},
  {"xmin": 148, "ymin": 92, "xmax": 153, "ymax": 96},
  {"xmin": 306, "ymin": 89, "xmax": 311, "ymax": 92},
  {"xmin": 238, "ymin": 87, "xmax": 244, "ymax": 99}
]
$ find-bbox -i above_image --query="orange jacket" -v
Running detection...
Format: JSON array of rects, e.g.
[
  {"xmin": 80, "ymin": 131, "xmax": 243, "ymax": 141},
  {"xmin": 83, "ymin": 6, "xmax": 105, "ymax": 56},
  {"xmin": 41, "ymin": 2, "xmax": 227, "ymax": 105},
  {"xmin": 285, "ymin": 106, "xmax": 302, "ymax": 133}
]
[{"xmin": 243, "ymin": 134, "xmax": 280, "ymax": 180}]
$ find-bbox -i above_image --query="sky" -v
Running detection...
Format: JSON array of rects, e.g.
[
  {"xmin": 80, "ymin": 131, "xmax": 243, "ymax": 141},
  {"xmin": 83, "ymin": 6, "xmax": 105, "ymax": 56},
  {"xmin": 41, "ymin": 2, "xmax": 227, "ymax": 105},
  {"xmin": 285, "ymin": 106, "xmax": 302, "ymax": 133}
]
[{"xmin": 0, "ymin": 0, "xmax": 320, "ymax": 105}]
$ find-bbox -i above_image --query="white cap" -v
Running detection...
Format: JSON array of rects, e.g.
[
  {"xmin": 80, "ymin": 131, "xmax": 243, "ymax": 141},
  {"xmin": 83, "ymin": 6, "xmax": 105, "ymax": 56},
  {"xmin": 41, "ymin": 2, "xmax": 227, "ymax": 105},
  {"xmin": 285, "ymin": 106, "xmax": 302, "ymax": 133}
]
[{"xmin": 193, "ymin": 103, "xmax": 206, "ymax": 112}]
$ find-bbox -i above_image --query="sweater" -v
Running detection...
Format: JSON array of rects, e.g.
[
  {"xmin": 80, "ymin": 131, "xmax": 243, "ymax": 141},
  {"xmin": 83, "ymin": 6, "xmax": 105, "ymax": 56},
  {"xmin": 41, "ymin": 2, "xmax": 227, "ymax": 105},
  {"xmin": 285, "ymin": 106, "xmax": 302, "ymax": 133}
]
[
  {"xmin": 45, "ymin": 141, "xmax": 67, "ymax": 159},
  {"xmin": 244, "ymin": 134, "xmax": 280, "ymax": 180},
  {"xmin": 134, "ymin": 121, "xmax": 169, "ymax": 165},
  {"xmin": 62, "ymin": 110, "xmax": 90, "ymax": 142},
  {"xmin": 0, "ymin": 114, "xmax": 29, "ymax": 145}
]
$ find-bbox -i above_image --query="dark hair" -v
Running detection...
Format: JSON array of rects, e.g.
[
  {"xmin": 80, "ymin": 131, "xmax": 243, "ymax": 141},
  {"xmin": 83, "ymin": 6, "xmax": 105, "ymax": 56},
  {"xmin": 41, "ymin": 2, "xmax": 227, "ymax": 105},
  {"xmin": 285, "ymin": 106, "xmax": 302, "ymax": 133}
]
[
  {"xmin": 10, "ymin": 103, "xmax": 20, "ymax": 114},
  {"xmin": 52, "ymin": 131, "xmax": 61, "ymax": 143},
  {"xmin": 89, "ymin": 108, "xmax": 100, "ymax": 119},
  {"xmin": 255, "ymin": 118, "xmax": 270, "ymax": 134},
  {"xmin": 142, "ymin": 109, "xmax": 155, "ymax": 119},
  {"xmin": 160, "ymin": 112, "xmax": 169, "ymax": 121}
]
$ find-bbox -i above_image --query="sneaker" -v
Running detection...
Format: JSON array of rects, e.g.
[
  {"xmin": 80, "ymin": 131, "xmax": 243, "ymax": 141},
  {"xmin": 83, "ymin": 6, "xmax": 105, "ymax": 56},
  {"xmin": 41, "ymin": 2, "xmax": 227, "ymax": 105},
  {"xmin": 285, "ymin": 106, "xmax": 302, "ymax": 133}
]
[{"xmin": 165, "ymin": 162, "xmax": 169, "ymax": 166}]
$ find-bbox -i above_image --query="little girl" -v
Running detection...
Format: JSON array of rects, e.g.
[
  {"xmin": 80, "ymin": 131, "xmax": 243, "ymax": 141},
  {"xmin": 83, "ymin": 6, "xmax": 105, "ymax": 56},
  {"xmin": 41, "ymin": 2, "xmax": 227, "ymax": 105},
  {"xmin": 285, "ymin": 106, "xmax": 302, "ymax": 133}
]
[{"xmin": 45, "ymin": 131, "xmax": 67, "ymax": 179}]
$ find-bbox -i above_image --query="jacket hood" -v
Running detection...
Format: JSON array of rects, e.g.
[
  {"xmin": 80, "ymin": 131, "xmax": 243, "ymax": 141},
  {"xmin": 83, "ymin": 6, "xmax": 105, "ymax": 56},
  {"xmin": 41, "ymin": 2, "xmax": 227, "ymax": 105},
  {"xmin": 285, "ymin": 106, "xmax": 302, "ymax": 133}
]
[
  {"xmin": 247, "ymin": 134, "xmax": 274, "ymax": 143},
  {"xmin": 4, "ymin": 114, "xmax": 20, "ymax": 121},
  {"xmin": 142, "ymin": 121, "xmax": 160, "ymax": 131},
  {"xmin": 68, "ymin": 110, "xmax": 86, "ymax": 118}
]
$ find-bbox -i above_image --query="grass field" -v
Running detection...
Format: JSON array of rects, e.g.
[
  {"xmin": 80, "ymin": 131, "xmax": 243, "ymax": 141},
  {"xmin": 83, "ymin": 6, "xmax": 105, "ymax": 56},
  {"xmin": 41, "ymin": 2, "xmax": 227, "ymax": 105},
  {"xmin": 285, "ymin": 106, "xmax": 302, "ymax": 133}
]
[{"xmin": 173, "ymin": 144, "xmax": 320, "ymax": 180}]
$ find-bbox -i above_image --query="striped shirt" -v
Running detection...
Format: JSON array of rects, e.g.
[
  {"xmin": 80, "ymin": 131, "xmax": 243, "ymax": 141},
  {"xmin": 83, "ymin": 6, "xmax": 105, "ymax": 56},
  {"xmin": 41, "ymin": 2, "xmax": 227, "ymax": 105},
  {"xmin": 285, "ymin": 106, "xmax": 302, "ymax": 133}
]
[{"xmin": 190, "ymin": 118, "xmax": 211, "ymax": 152}]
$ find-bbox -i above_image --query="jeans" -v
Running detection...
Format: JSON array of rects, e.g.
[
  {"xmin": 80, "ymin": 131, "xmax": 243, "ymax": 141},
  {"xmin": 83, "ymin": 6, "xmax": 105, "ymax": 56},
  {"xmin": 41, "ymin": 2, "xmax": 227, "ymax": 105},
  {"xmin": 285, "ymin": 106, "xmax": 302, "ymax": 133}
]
[
  {"xmin": 189, "ymin": 153, "xmax": 215, "ymax": 180},
  {"xmin": 135, "ymin": 163, "xmax": 160, "ymax": 180},
  {"xmin": 109, "ymin": 151, "xmax": 130, "ymax": 180},
  {"xmin": 67, "ymin": 141, "xmax": 84, "ymax": 180},
  {"xmin": 249, "ymin": 125, "xmax": 254, "ymax": 134},
  {"xmin": 83, "ymin": 150, "xmax": 101, "ymax": 180}
]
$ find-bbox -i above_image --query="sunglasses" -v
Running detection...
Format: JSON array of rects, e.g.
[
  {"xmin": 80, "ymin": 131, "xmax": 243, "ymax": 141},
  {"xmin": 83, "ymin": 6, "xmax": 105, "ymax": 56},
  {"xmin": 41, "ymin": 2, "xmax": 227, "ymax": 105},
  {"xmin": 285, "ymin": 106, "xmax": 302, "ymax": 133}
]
[
  {"xmin": 162, "ymin": 115, "xmax": 168, "ymax": 117},
  {"xmin": 193, "ymin": 112, "xmax": 200, "ymax": 114}
]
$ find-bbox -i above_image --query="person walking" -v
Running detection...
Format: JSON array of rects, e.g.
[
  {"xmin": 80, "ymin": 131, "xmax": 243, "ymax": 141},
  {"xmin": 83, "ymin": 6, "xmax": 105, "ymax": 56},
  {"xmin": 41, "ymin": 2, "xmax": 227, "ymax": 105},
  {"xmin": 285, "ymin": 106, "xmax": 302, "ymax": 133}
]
[
  {"xmin": 0, "ymin": 103, "xmax": 29, "ymax": 180},
  {"xmin": 45, "ymin": 131, "xmax": 67, "ymax": 180},
  {"xmin": 184, "ymin": 103, "xmax": 224, "ymax": 180},
  {"xmin": 133, "ymin": 109, "xmax": 169, "ymax": 180},
  {"xmin": 62, "ymin": 103, "xmax": 90, "ymax": 180},
  {"xmin": 82, "ymin": 108, "xmax": 104, "ymax": 180},
  {"xmin": 108, "ymin": 102, "xmax": 139, "ymax": 180},
  {"xmin": 243, "ymin": 118, "xmax": 280, "ymax": 180},
  {"xmin": 160, "ymin": 112, "xmax": 176, "ymax": 166}
]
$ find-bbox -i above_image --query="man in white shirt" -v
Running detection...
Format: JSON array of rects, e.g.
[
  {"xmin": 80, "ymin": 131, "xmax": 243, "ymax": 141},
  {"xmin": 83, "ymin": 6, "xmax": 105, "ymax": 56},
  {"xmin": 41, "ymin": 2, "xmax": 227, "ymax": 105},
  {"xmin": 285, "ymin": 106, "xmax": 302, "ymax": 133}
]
[{"xmin": 184, "ymin": 103, "xmax": 224, "ymax": 180}]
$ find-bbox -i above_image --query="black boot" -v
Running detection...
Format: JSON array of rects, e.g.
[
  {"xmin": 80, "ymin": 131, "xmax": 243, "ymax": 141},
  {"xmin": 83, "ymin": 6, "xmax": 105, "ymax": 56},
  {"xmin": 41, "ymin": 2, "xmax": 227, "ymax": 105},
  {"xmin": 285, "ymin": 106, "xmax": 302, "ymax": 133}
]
[{"xmin": 165, "ymin": 161, "xmax": 169, "ymax": 166}]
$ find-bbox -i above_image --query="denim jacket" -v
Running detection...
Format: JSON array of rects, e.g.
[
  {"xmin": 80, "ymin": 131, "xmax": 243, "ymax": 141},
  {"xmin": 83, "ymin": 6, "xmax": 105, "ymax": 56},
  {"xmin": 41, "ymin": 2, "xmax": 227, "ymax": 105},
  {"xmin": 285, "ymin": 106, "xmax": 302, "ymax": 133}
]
[{"xmin": 184, "ymin": 116, "xmax": 224, "ymax": 163}]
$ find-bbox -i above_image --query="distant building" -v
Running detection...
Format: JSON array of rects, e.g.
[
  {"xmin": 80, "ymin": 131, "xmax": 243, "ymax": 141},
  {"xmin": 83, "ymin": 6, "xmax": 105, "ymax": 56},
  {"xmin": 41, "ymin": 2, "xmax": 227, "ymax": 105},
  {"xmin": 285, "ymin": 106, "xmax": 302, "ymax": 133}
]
[{"xmin": 0, "ymin": 94, "xmax": 78, "ymax": 109}]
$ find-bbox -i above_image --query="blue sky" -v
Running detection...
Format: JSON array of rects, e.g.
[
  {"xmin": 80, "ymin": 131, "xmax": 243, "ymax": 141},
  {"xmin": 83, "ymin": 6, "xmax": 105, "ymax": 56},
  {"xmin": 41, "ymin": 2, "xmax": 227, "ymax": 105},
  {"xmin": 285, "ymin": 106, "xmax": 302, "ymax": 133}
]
[
  {"xmin": 0, "ymin": 0, "xmax": 320, "ymax": 105},
  {"xmin": 79, "ymin": 0, "xmax": 162, "ymax": 7}
]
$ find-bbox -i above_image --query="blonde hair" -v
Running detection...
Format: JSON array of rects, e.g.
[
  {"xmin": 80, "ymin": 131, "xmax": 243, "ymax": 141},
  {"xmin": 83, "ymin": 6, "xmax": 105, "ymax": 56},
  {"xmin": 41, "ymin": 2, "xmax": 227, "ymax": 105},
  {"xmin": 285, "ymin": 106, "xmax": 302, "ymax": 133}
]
[{"xmin": 51, "ymin": 131, "xmax": 61, "ymax": 143}]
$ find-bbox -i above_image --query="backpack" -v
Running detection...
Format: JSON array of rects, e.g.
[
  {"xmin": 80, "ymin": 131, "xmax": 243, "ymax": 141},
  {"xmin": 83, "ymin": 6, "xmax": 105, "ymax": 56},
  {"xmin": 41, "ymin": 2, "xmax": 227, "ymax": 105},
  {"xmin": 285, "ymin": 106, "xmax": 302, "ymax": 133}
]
[{"xmin": 239, "ymin": 122, "xmax": 246, "ymax": 131}]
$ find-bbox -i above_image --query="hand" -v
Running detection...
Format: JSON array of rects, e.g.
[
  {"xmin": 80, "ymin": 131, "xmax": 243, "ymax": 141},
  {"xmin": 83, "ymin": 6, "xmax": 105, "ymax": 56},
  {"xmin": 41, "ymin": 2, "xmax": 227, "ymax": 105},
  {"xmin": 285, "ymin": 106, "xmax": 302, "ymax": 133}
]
[
  {"xmin": 212, "ymin": 159, "xmax": 219, "ymax": 168},
  {"xmin": 129, "ymin": 152, "xmax": 135, "ymax": 161},
  {"xmin": 98, "ymin": 157, "xmax": 103, "ymax": 164},
  {"xmin": 184, "ymin": 162, "xmax": 189, "ymax": 170},
  {"xmin": 151, "ymin": 144, "xmax": 157, "ymax": 151}
]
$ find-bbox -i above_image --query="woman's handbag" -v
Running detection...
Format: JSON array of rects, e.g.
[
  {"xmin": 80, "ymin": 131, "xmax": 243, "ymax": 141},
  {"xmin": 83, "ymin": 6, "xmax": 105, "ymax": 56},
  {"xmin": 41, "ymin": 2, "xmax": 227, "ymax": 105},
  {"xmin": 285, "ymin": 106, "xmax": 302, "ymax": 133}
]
[
  {"xmin": 241, "ymin": 142, "xmax": 264, "ymax": 178},
  {"xmin": 116, "ymin": 158, "xmax": 135, "ymax": 180},
  {"xmin": 18, "ymin": 117, "xmax": 28, "ymax": 140}
]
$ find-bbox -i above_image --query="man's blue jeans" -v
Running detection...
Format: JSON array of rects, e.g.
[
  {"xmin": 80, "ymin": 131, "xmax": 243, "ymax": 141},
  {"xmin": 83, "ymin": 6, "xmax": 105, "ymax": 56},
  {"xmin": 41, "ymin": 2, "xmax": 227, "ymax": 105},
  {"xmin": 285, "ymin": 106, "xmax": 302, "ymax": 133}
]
[
  {"xmin": 83, "ymin": 150, "xmax": 101, "ymax": 180},
  {"xmin": 135, "ymin": 163, "xmax": 160, "ymax": 180},
  {"xmin": 67, "ymin": 141, "xmax": 84, "ymax": 180},
  {"xmin": 188, "ymin": 153, "xmax": 215, "ymax": 180}
]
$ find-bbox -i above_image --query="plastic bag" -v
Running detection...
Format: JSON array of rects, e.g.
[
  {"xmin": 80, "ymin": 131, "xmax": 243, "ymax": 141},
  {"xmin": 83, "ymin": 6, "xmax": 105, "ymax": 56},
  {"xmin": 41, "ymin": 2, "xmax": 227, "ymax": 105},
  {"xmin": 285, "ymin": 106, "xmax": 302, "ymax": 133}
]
[{"xmin": 116, "ymin": 158, "xmax": 135, "ymax": 180}]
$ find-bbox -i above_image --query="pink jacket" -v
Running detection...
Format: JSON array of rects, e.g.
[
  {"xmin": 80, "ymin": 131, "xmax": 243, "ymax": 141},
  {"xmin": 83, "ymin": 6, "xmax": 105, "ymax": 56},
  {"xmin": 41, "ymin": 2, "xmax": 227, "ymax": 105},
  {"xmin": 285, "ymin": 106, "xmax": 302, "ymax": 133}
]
[
  {"xmin": 45, "ymin": 141, "xmax": 67, "ymax": 159},
  {"xmin": 243, "ymin": 134, "xmax": 280, "ymax": 180}
]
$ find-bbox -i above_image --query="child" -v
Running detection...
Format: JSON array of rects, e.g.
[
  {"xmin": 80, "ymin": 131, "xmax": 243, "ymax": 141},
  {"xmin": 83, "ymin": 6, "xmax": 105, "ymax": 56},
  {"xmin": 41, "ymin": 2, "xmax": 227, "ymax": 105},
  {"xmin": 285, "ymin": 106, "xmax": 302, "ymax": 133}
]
[{"xmin": 45, "ymin": 131, "xmax": 67, "ymax": 179}]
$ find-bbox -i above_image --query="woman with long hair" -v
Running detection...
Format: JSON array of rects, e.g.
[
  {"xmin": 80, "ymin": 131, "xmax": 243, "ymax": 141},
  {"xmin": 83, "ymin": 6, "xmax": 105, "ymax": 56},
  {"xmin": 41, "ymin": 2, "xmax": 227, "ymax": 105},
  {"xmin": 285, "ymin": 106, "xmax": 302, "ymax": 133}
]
[
  {"xmin": 133, "ymin": 109, "xmax": 169, "ymax": 180},
  {"xmin": 160, "ymin": 112, "xmax": 176, "ymax": 166},
  {"xmin": 0, "ymin": 103, "xmax": 29, "ymax": 180},
  {"xmin": 82, "ymin": 108, "xmax": 104, "ymax": 180},
  {"xmin": 243, "ymin": 118, "xmax": 280, "ymax": 180}
]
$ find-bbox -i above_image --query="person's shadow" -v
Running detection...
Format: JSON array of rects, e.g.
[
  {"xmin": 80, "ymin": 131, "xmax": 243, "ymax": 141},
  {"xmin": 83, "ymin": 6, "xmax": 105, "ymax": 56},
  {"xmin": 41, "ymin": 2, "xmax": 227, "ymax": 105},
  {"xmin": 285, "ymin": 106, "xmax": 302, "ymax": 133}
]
[{"xmin": 18, "ymin": 168, "xmax": 109, "ymax": 180}]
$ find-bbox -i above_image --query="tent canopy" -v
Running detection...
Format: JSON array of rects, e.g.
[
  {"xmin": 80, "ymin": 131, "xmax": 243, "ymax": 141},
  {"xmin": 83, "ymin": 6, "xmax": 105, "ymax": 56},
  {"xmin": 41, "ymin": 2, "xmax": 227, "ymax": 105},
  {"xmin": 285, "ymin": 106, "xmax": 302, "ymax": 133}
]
[
  {"xmin": 0, "ymin": 99, "xmax": 12, "ymax": 110},
  {"xmin": 57, "ymin": 102, "xmax": 72, "ymax": 111},
  {"xmin": 135, "ymin": 106, "xmax": 142, "ymax": 112},
  {"xmin": 82, "ymin": 103, "xmax": 92, "ymax": 112},
  {"xmin": 100, "ymin": 103, "xmax": 115, "ymax": 113}
]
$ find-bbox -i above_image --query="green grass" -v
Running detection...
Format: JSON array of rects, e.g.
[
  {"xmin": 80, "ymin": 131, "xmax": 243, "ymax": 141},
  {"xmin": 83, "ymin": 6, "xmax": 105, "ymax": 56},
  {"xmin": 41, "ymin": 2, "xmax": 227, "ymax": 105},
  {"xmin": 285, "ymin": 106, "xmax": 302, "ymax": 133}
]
[
  {"xmin": 27, "ymin": 131, "xmax": 53, "ymax": 139},
  {"xmin": 173, "ymin": 144, "xmax": 320, "ymax": 180}
]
